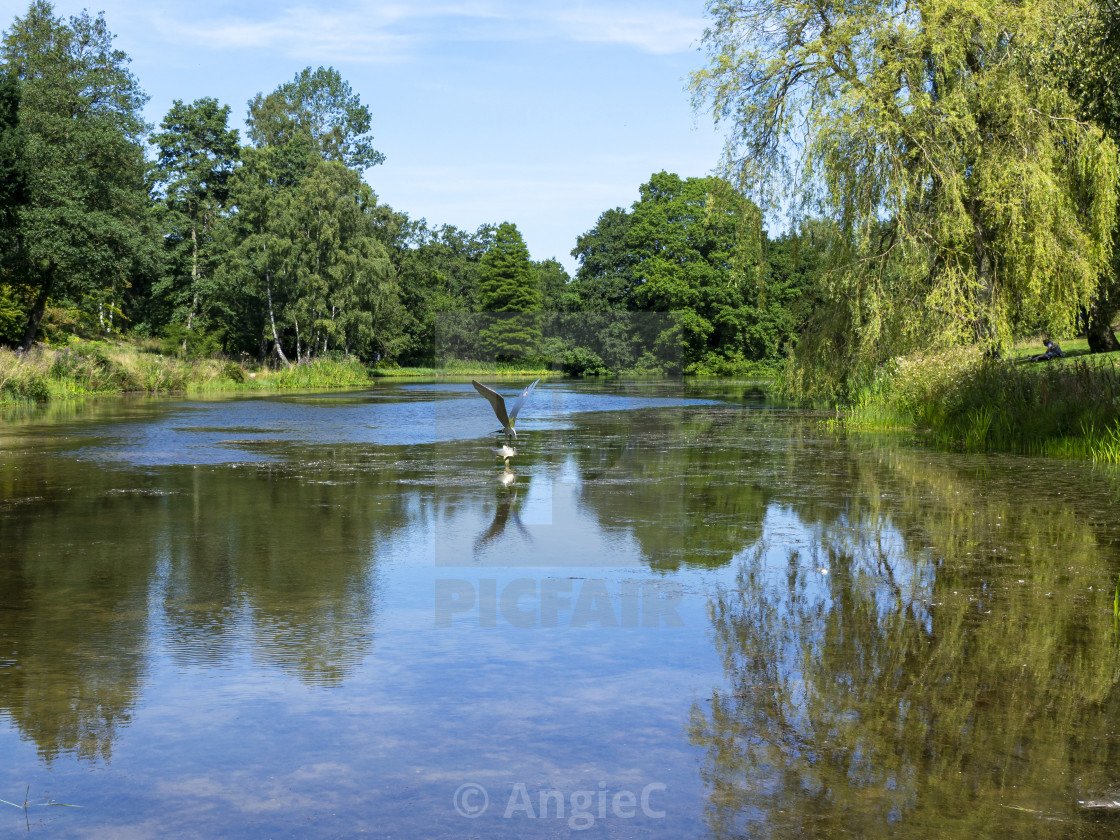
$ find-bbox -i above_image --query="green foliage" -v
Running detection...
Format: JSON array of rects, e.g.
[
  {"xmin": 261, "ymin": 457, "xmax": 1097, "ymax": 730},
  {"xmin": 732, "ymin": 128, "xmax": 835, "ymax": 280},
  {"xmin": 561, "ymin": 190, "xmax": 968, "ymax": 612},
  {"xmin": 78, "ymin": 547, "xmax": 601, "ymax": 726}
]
[
  {"xmin": 0, "ymin": 69, "xmax": 27, "ymax": 277},
  {"xmin": 161, "ymin": 321, "xmax": 225, "ymax": 358},
  {"xmin": 570, "ymin": 172, "xmax": 793, "ymax": 374},
  {"xmin": 0, "ymin": 282, "xmax": 26, "ymax": 344},
  {"xmin": 477, "ymin": 222, "xmax": 541, "ymax": 360},
  {"xmin": 389, "ymin": 221, "xmax": 492, "ymax": 364},
  {"xmin": 535, "ymin": 258, "xmax": 570, "ymax": 312},
  {"xmin": 221, "ymin": 66, "xmax": 402, "ymax": 367},
  {"xmin": 694, "ymin": 0, "xmax": 1120, "ymax": 396},
  {"xmin": 2, "ymin": 1, "xmax": 159, "ymax": 345},
  {"xmin": 147, "ymin": 97, "xmax": 240, "ymax": 351},
  {"xmin": 0, "ymin": 346, "xmax": 48, "ymax": 400},
  {"xmin": 0, "ymin": 62, "xmax": 29, "ymax": 348},
  {"xmin": 570, "ymin": 207, "xmax": 635, "ymax": 310},
  {"xmin": 538, "ymin": 336, "xmax": 610, "ymax": 376},
  {"xmin": 247, "ymin": 66, "xmax": 384, "ymax": 171},
  {"xmin": 269, "ymin": 356, "xmax": 373, "ymax": 389},
  {"xmin": 286, "ymin": 159, "xmax": 401, "ymax": 360},
  {"xmin": 839, "ymin": 346, "xmax": 1120, "ymax": 461},
  {"xmin": 1050, "ymin": 4, "xmax": 1120, "ymax": 351}
]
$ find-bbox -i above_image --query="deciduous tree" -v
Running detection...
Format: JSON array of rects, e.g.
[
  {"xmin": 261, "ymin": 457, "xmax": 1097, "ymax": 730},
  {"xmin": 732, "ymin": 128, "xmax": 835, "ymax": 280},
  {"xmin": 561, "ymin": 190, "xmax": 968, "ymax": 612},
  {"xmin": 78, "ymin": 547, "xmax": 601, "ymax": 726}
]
[
  {"xmin": 247, "ymin": 66, "xmax": 384, "ymax": 172},
  {"xmin": 2, "ymin": 1, "xmax": 157, "ymax": 346},
  {"xmin": 1052, "ymin": 1, "xmax": 1120, "ymax": 351},
  {"xmin": 0, "ymin": 70, "xmax": 28, "ymax": 343},
  {"xmin": 149, "ymin": 97, "xmax": 240, "ymax": 352},
  {"xmin": 692, "ymin": 0, "xmax": 1119, "ymax": 393}
]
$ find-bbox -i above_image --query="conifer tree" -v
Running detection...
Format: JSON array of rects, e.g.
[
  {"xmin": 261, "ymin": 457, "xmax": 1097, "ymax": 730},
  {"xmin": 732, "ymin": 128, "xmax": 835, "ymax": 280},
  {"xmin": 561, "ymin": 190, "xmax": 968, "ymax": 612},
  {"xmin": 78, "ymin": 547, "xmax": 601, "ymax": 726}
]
[{"xmin": 477, "ymin": 222, "xmax": 541, "ymax": 360}]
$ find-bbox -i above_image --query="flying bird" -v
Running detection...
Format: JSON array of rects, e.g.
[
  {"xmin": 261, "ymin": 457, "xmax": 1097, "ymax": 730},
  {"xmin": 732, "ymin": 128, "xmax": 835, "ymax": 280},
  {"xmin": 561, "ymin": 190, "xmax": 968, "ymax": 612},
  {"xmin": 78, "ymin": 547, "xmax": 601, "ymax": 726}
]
[{"xmin": 472, "ymin": 379, "xmax": 540, "ymax": 439}]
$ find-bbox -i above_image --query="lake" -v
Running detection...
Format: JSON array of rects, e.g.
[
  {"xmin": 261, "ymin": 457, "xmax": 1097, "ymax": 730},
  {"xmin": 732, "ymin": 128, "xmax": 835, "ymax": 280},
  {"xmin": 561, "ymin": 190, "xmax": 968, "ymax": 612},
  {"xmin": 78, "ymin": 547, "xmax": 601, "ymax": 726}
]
[{"xmin": 2, "ymin": 380, "xmax": 1120, "ymax": 838}]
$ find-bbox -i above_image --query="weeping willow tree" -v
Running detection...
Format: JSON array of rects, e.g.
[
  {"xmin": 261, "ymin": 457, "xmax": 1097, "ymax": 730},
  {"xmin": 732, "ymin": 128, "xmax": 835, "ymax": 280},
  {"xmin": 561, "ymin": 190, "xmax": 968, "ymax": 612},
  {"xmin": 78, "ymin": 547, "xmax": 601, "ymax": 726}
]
[
  {"xmin": 1052, "ymin": 0, "xmax": 1120, "ymax": 352},
  {"xmin": 692, "ymin": 0, "xmax": 1118, "ymax": 398}
]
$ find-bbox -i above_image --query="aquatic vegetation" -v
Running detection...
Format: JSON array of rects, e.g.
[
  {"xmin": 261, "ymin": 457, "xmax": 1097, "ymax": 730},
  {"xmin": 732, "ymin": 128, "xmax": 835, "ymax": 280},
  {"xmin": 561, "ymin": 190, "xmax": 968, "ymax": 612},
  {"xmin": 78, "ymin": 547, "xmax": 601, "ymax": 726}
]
[
  {"xmin": 838, "ymin": 346, "xmax": 1120, "ymax": 462},
  {"xmin": 1, "ymin": 785, "xmax": 79, "ymax": 831}
]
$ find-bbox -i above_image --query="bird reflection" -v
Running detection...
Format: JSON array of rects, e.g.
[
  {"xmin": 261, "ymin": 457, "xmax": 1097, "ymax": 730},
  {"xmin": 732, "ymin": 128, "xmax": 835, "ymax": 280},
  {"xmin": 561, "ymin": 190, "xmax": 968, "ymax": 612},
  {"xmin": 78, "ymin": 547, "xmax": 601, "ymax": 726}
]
[
  {"xmin": 474, "ymin": 469, "xmax": 531, "ymax": 553},
  {"xmin": 493, "ymin": 444, "xmax": 517, "ymax": 468}
]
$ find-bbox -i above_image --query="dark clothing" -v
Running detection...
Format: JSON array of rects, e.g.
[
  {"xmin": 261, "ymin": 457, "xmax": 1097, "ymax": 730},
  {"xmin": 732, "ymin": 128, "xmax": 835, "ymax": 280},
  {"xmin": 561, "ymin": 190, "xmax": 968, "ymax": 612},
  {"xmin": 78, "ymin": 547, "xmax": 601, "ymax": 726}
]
[{"xmin": 1033, "ymin": 340, "xmax": 1064, "ymax": 362}]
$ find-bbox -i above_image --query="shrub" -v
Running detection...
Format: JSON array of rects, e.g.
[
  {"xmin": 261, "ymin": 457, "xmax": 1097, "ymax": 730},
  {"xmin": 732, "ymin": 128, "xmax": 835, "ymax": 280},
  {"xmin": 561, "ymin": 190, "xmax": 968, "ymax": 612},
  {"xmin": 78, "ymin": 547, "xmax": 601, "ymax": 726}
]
[{"xmin": 560, "ymin": 346, "xmax": 609, "ymax": 376}]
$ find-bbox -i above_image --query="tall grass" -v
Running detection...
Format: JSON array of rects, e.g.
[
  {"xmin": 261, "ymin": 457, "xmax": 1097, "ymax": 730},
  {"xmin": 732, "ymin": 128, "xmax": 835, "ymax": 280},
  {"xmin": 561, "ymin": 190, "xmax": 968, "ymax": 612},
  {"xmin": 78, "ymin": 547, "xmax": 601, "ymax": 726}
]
[
  {"xmin": 0, "ymin": 347, "xmax": 52, "ymax": 402},
  {"xmin": 838, "ymin": 345, "xmax": 1120, "ymax": 462},
  {"xmin": 0, "ymin": 340, "xmax": 561, "ymax": 405},
  {"xmin": 1, "ymin": 340, "xmax": 243, "ymax": 403},
  {"xmin": 269, "ymin": 357, "xmax": 374, "ymax": 389}
]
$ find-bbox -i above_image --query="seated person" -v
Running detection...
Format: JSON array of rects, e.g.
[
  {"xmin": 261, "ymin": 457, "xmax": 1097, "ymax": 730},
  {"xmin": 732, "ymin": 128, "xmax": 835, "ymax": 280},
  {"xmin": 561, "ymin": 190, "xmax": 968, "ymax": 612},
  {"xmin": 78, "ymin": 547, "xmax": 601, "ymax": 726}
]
[{"xmin": 1032, "ymin": 339, "xmax": 1064, "ymax": 361}]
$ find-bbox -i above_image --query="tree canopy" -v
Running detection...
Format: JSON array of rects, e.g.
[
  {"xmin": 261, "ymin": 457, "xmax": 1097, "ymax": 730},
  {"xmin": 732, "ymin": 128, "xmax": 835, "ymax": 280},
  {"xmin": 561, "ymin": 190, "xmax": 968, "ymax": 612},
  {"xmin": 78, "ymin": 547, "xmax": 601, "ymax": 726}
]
[
  {"xmin": 147, "ymin": 97, "xmax": 240, "ymax": 352},
  {"xmin": 477, "ymin": 222, "xmax": 541, "ymax": 360},
  {"xmin": 2, "ymin": 0, "xmax": 156, "ymax": 346},
  {"xmin": 247, "ymin": 66, "xmax": 384, "ymax": 171},
  {"xmin": 570, "ymin": 172, "xmax": 797, "ymax": 374},
  {"xmin": 692, "ymin": 0, "xmax": 1119, "ymax": 394}
]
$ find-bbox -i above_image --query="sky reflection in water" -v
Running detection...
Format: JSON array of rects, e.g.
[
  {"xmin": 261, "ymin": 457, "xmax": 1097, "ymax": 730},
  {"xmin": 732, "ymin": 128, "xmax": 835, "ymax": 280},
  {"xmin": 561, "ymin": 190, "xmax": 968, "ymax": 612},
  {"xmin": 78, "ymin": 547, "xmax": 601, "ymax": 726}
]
[
  {"xmin": 67, "ymin": 381, "xmax": 722, "ymax": 465},
  {"xmin": 2, "ymin": 381, "xmax": 1120, "ymax": 838}
]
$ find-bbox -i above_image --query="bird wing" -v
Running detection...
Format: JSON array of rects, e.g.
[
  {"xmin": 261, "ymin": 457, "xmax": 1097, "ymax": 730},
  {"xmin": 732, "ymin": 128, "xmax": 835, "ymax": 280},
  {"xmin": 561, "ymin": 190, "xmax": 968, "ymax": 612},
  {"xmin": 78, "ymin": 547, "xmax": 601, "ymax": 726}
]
[
  {"xmin": 507, "ymin": 379, "xmax": 540, "ymax": 424},
  {"xmin": 472, "ymin": 380, "xmax": 510, "ymax": 429}
]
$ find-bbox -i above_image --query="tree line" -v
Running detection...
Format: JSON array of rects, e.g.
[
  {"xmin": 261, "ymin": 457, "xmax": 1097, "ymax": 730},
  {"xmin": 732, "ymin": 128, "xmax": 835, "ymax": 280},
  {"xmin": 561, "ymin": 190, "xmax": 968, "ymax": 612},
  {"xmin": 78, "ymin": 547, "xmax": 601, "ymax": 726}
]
[
  {"xmin": 9, "ymin": 0, "xmax": 1111, "ymax": 388},
  {"xmin": 0, "ymin": 1, "xmax": 812, "ymax": 376}
]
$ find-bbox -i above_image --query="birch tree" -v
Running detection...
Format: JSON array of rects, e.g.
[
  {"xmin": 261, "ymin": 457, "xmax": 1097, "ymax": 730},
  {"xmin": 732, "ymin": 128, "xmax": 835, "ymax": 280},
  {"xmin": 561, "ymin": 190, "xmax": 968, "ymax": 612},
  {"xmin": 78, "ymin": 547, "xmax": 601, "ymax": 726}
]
[{"xmin": 149, "ymin": 97, "xmax": 240, "ymax": 352}]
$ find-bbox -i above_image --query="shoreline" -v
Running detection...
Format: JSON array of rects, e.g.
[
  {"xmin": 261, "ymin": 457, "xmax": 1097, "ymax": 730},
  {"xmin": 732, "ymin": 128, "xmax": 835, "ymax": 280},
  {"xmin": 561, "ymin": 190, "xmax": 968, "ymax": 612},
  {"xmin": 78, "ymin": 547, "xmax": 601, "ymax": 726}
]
[{"xmin": 0, "ymin": 340, "xmax": 561, "ymax": 407}]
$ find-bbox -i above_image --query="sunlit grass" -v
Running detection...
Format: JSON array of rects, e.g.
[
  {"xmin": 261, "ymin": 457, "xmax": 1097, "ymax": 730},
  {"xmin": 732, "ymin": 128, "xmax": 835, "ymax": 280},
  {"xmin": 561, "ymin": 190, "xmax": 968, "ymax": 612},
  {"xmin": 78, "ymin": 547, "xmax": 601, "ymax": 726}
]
[
  {"xmin": 376, "ymin": 359, "xmax": 555, "ymax": 378},
  {"xmin": 0, "ymin": 340, "xmax": 564, "ymax": 405},
  {"xmin": 837, "ymin": 343, "xmax": 1120, "ymax": 462}
]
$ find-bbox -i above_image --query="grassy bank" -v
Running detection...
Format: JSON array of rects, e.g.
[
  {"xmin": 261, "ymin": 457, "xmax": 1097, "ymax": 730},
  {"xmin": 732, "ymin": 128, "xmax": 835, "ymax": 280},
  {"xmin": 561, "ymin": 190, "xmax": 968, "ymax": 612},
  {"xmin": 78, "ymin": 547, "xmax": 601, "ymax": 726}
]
[
  {"xmin": 835, "ymin": 342, "xmax": 1120, "ymax": 462},
  {"xmin": 0, "ymin": 340, "xmax": 557, "ymax": 405}
]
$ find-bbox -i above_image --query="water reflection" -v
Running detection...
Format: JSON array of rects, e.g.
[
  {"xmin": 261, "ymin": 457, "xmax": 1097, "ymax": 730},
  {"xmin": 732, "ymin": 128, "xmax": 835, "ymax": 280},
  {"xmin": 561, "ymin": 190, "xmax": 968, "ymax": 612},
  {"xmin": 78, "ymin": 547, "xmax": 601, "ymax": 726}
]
[
  {"xmin": 2, "ymin": 385, "xmax": 1120, "ymax": 837},
  {"xmin": 474, "ymin": 470, "xmax": 530, "ymax": 554},
  {"xmin": 690, "ymin": 443, "xmax": 1120, "ymax": 838}
]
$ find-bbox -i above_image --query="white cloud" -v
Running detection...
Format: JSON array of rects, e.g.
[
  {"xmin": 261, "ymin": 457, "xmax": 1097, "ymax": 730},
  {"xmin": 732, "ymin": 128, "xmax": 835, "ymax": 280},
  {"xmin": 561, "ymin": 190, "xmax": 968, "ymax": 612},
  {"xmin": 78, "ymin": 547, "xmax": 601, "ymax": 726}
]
[
  {"xmin": 540, "ymin": 5, "xmax": 707, "ymax": 54},
  {"xmin": 143, "ymin": 1, "xmax": 706, "ymax": 62},
  {"xmin": 148, "ymin": 6, "xmax": 414, "ymax": 63}
]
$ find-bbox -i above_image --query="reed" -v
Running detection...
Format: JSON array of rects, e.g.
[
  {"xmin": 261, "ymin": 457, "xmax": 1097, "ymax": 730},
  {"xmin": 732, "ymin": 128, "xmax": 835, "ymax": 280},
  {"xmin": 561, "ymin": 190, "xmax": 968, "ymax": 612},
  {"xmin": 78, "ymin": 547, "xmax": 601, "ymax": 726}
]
[
  {"xmin": 838, "ymin": 345, "xmax": 1120, "ymax": 462},
  {"xmin": 269, "ymin": 357, "xmax": 375, "ymax": 389}
]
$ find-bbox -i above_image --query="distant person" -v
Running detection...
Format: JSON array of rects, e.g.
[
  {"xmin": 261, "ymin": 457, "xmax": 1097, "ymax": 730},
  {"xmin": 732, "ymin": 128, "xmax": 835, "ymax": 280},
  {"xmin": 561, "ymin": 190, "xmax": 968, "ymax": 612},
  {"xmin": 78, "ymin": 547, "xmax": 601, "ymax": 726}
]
[{"xmin": 1033, "ymin": 339, "xmax": 1064, "ymax": 362}]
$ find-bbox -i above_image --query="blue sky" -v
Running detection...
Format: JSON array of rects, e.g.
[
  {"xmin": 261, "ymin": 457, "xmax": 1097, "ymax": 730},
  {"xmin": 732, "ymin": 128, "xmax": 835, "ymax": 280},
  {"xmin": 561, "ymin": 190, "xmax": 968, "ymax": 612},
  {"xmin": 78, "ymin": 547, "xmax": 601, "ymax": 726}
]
[{"xmin": 10, "ymin": 0, "xmax": 728, "ymax": 273}]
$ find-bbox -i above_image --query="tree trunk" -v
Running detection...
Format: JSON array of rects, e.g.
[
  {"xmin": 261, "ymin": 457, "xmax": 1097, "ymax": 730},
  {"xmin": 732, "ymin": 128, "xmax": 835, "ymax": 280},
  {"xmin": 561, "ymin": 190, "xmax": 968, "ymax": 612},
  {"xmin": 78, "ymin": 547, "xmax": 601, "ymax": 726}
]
[
  {"xmin": 970, "ymin": 208, "xmax": 998, "ymax": 352},
  {"xmin": 1087, "ymin": 282, "xmax": 1120, "ymax": 353},
  {"xmin": 266, "ymin": 271, "xmax": 292, "ymax": 367},
  {"xmin": 184, "ymin": 224, "xmax": 199, "ymax": 354},
  {"xmin": 20, "ymin": 264, "xmax": 54, "ymax": 349}
]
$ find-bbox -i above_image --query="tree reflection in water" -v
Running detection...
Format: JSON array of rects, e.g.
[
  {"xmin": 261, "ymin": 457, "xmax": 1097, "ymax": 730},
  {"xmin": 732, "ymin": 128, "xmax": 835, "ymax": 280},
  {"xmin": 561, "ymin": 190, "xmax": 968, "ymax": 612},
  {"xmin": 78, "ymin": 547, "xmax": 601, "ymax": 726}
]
[{"xmin": 690, "ymin": 497, "xmax": 1120, "ymax": 839}]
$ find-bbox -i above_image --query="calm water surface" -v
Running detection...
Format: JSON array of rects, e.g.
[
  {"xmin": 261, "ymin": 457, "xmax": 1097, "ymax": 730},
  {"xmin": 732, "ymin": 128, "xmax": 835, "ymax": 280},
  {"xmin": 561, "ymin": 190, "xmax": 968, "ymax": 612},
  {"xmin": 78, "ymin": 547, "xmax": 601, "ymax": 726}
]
[{"xmin": 2, "ymin": 380, "xmax": 1120, "ymax": 838}]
